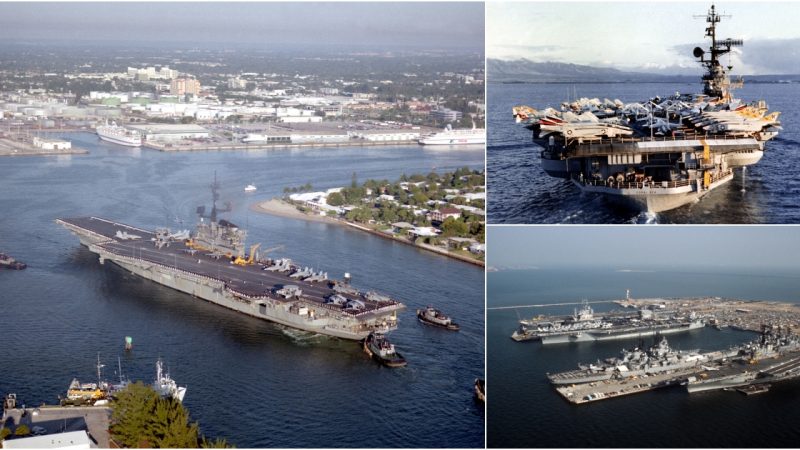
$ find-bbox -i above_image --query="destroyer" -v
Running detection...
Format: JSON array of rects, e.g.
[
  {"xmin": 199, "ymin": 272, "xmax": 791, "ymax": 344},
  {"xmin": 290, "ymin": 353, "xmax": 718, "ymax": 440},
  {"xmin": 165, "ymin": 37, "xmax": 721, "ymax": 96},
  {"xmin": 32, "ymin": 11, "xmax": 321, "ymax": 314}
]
[
  {"xmin": 512, "ymin": 5, "xmax": 781, "ymax": 212},
  {"xmin": 57, "ymin": 176, "xmax": 405, "ymax": 341}
]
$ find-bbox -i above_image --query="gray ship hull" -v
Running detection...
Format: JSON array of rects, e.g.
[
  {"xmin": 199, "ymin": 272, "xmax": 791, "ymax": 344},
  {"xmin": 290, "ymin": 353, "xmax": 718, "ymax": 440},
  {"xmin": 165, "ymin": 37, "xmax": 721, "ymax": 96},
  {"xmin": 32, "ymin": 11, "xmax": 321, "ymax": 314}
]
[
  {"xmin": 540, "ymin": 320, "xmax": 704, "ymax": 345},
  {"xmin": 58, "ymin": 217, "xmax": 404, "ymax": 340},
  {"xmin": 686, "ymin": 372, "xmax": 758, "ymax": 393}
]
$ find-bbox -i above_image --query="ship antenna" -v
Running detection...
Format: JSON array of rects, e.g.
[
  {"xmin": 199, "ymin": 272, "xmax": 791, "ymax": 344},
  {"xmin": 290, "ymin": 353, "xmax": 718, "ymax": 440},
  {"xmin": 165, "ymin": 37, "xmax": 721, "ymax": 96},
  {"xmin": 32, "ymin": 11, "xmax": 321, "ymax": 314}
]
[
  {"xmin": 693, "ymin": 4, "xmax": 740, "ymax": 99},
  {"xmin": 210, "ymin": 171, "xmax": 220, "ymax": 223}
]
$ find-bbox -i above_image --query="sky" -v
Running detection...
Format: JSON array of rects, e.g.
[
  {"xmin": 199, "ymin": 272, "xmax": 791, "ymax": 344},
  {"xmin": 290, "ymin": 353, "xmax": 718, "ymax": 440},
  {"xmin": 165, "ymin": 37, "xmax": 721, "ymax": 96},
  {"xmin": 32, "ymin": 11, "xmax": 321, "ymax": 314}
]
[
  {"xmin": 0, "ymin": 2, "xmax": 484, "ymax": 49},
  {"xmin": 488, "ymin": 226, "xmax": 800, "ymax": 272},
  {"xmin": 488, "ymin": 2, "xmax": 800, "ymax": 74}
]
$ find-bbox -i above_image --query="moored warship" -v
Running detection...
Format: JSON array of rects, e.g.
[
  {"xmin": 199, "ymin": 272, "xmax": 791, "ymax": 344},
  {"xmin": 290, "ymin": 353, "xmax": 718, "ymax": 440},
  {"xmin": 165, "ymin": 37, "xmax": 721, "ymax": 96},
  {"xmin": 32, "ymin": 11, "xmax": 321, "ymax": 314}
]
[
  {"xmin": 685, "ymin": 326, "xmax": 800, "ymax": 393},
  {"xmin": 512, "ymin": 5, "xmax": 781, "ymax": 213},
  {"xmin": 57, "ymin": 176, "xmax": 405, "ymax": 341},
  {"xmin": 548, "ymin": 336, "xmax": 711, "ymax": 385},
  {"xmin": 512, "ymin": 297, "xmax": 704, "ymax": 343}
]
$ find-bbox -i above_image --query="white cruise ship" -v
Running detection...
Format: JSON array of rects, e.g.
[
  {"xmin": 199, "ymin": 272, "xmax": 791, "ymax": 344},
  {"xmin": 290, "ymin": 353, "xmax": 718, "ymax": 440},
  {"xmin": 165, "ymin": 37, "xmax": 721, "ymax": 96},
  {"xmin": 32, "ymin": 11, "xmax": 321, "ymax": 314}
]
[
  {"xmin": 419, "ymin": 124, "xmax": 486, "ymax": 146},
  {"xmin": 96, "ymin": 122, "xmax": 142, "ymax": 147}
]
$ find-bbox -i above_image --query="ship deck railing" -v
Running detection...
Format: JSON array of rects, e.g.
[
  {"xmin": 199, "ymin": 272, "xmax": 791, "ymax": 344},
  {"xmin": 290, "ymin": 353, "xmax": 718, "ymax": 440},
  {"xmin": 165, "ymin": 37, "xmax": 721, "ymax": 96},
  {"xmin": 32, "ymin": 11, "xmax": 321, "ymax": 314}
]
[
  {"xmin": 573, "ymin": 169, "xmax": 732, "ymax": 190},
  {"xmin": 562, "ymin": 130, "xmax": 755, "ymax": 147}
]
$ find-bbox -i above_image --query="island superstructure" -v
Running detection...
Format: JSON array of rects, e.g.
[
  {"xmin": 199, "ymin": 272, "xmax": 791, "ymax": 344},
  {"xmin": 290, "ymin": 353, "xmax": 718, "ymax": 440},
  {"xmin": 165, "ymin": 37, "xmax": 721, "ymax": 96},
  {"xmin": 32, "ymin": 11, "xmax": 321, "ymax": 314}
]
[
  {"xmin": 511, "ymin": 5, "xmax": 781, "ymax": 212},
  {"xmin": 57, "ymin": 177, "xmax": 405, "ymax": 340}
]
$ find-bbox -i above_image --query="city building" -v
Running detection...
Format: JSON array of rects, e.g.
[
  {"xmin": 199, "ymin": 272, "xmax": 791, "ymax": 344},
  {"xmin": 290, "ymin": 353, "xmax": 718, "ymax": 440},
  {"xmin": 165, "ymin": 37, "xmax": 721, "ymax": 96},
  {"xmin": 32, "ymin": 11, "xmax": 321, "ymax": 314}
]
[
  {"xmin": 127, "ymin": 66, "xmax": 179, "ymax": 81},
  {"xmin": 430, "ymin": 107, "xmax": 463, "ymax": 122},
  {"xmin": 170, "ymin": 77, "xmax": 201, "ymax": 96}
]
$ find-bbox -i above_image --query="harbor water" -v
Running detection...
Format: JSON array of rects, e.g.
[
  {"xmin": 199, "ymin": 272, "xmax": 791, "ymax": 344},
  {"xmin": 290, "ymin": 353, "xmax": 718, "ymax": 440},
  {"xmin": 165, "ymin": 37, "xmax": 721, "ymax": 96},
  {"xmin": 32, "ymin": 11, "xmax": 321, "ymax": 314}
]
[
  {"xmin": 0, "ymin": 133, "xmax": 485, "ymax": 448},
  {"xmin": 487, "ymin": 82, "xmax": 800, "ymax": 224},
  {"xmin": 487, "ymin": 268, "xmax": 800, "ymax": 448}
]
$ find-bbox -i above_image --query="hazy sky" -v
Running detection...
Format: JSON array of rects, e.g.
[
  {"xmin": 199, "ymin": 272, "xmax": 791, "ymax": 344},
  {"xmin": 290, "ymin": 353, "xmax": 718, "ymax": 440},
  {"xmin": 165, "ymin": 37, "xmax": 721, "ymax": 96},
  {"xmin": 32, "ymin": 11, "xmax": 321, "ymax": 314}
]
[
  {"xmin": 489, "ymin": 227, "xmax": 800, "ymax": 272},
  {"xmin": 488, "ymin": 2, "xmax": 800, "ymax": 74},
  {"xmin": 0, "ymin": 2, "xmax": 484, "ymax": 49}
]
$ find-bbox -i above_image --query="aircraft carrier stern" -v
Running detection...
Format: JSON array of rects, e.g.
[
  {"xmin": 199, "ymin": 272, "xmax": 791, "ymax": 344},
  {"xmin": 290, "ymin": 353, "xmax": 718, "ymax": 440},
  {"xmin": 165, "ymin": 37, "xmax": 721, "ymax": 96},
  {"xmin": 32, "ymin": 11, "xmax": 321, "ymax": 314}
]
[{"xmin": 56, "ymin": 216, "xmax": 405, "ymax": 340}]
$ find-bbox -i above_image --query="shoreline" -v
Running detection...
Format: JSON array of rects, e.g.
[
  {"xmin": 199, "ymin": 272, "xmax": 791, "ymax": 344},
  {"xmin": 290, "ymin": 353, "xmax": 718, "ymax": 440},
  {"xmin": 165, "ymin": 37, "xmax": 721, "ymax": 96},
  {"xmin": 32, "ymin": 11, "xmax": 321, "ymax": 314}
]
[{"xmin": 251, "ymin": 198, "xmax": 485, "ymax": 267}]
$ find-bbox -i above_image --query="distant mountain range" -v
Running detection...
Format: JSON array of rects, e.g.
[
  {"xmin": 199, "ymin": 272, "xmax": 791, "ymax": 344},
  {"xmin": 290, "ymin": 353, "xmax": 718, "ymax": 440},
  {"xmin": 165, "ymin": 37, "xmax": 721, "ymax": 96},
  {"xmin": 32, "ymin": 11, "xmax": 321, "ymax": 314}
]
[{"xmin": 488, "ymin": 58, "xmax": 800, "ymax": 84}]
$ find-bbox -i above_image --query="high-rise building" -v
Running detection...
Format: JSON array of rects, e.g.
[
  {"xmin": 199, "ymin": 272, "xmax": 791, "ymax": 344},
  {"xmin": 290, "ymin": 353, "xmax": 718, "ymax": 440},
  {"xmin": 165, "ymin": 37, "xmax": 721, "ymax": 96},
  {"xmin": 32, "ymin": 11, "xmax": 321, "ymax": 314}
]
[{"xmin": 171, "ymin": 77, "xmax": 201, "ymax": 96}]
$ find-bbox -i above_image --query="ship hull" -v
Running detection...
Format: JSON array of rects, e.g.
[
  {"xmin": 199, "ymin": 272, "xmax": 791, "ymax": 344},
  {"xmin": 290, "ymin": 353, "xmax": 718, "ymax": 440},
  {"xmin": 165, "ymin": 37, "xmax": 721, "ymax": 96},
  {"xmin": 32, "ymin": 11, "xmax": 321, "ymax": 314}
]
[
  {"xmin": 686, "ymin": 372, "xmax": 758, "ymax": 393},
  {"xmin": 419, "ymin": 137, "xmax": 486, "ymax": 145},
  {"xmin": 57, "ymin": 217, "xmax": 403, "ymax": 341},
  {"xmin": 98, "ymin": 133, "xmax": 142, "ymax": 147},
  {"xmin": 573, "ymin": 172, "xmax": 733, "ymax": 213},
  {"xmin": 540, "ymin": 321, "xmax": 704, "ymax": 345}
]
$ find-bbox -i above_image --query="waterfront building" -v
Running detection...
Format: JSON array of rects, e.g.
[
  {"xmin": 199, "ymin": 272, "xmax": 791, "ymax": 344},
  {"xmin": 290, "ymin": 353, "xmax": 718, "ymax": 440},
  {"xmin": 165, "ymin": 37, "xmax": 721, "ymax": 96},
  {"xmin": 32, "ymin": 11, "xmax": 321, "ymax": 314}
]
[{"xmin": 32, "ymin": 137, "xmax": 71, "ymax": 150}]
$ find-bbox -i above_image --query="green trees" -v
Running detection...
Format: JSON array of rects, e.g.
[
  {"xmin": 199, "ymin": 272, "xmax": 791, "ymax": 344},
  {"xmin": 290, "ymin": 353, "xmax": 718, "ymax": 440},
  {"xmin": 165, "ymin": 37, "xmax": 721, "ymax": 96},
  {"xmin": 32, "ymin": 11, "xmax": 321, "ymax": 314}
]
[
  {"xmin": 111, "ymin": 382, "xmax": 229, "ymax": 448},
  {"xmin": 440, "ymin": 217, "xmax": 468, "ymax": 237},
  {"xmin": 326, "ymin": 192, "xmax": 345, "ymax": 206}
]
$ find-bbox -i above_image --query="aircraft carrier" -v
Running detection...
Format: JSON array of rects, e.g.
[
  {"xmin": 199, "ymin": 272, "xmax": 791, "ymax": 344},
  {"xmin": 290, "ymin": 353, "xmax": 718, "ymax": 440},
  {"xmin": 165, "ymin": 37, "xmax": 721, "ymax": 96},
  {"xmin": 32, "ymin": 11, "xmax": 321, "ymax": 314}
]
[
  {"xmin": 512, "ymin": 5, "xmax": 781, "ymax": 213},
  {"xmin": 57, "ymin": 177, "xmax": 405, "ymax": 341},
  {"xmin": 512, "ymin": 298, "xmax": 704, "ymax": 344}
]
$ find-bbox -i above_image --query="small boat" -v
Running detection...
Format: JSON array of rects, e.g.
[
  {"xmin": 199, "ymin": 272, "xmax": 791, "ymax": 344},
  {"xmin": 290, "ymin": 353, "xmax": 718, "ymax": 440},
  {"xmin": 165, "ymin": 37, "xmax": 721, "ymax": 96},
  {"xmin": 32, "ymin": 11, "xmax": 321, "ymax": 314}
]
[
  {"xmin": 363, "ymin": 332, "xmax": 407, "ymax": 368},
  {"xmin": 475, "ymin": 378, "xmax": 485, "ymax": 403},
  {"xmin": 244, "ymin": 184, "xmax": 257, "ymax": 192},
  {"xmin": 153, "ymin": 358, "xmax": 187, "ymax": 402},
  {"xmin": 417, "ymin": 306, "xmax": 460, "ymax": 331},
  {"xmin": 61, "ymin": 355, "xmax": 113, "ymax": 406},
  {"xmin": 0, "ymin": 253, "xmax": 26, "ymax": 270}
]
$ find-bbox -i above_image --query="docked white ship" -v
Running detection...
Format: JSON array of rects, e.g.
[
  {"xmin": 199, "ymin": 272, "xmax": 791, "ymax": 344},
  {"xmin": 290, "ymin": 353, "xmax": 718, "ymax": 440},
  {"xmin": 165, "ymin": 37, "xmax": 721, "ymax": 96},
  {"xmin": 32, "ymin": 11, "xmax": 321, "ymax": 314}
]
[
  {"xmin": 153, "ymin": 359, "xmax": 187, "ymax": 402},
  {"xmin": 419, "ymin": 124, "xmax": 486, "ymax": 145},
  {"xmin": 97, "ymin": 122, "xmax": 143, "ymax": 147}
]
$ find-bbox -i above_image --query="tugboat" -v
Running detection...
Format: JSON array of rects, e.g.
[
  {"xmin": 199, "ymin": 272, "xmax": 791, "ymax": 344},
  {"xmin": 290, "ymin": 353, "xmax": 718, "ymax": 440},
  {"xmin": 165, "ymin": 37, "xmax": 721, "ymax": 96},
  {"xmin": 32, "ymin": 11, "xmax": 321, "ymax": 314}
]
[
  {"xmin": 0, "ymin": 253, "xmax": 26, "ymax": 270},
  {"xmin": 417, "ymin": 306, "xmax": 460, "ymax": 331},
  {"xmin": 474, "ymin": 378, "xmax": 485, "ymax": 403},
  {"xmin": 363, "ymin": 332, "xmax": 407, "ymax": 368}
]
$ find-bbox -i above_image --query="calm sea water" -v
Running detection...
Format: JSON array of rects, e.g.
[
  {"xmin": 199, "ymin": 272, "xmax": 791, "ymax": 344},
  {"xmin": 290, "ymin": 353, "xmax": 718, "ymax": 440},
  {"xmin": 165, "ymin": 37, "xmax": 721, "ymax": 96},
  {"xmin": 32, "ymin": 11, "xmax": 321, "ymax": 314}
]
[
  {"xmin": 487, "ymin": 269, "xmax": 800, "ymax": 448},
  {"xmin": 0, "ymin": 133, "xmax": 485, "ymax": 448},
  {"xmin": 487, "ymin": 82, "xmax": 800, "ymax": 224}
]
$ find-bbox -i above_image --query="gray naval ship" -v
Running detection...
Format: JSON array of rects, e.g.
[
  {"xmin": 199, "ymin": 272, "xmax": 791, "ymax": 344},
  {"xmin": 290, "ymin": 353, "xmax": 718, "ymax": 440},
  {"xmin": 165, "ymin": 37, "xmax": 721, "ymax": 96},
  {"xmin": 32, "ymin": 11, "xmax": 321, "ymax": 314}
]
[
  {"xmin": 57, "ymin": 177, "xmax": 405, "ymax": 340},
  {"xmin": 548, "ymin": 336, "xmax": 711, "ymax": 385},
  {"xmin": 512, "ymin": 5, "xmax": 781, "ymax": 213},
  {"xmin": 685, "ymin": 326, "xmax": 800, "ymax": 393},
  {"xmin": 512, "ymin": 297, "xmax": 704, "ymax": 344}
]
